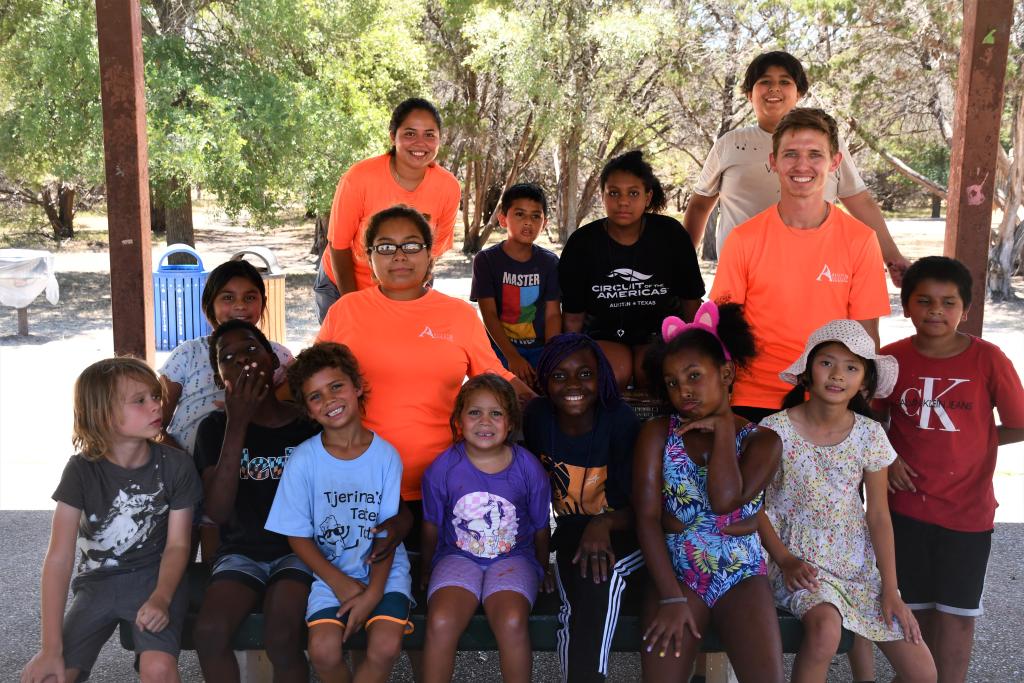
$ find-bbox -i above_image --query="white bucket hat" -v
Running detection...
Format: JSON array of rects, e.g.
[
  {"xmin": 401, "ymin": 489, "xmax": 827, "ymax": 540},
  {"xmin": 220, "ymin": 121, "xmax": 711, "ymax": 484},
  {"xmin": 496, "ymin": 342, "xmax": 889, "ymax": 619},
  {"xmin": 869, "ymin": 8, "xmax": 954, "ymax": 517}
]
[{"xmin": 780, "ymin": 319, "xmax": 899, "ymax": 399}]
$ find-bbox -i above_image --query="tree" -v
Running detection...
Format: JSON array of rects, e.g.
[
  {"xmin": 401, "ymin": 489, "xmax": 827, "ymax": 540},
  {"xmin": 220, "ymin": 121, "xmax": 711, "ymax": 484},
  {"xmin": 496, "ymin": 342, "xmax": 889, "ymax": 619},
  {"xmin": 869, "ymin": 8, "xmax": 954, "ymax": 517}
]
[{"xmin": 0, "ymin": 1, "xmax": 104, "ymax": 240}]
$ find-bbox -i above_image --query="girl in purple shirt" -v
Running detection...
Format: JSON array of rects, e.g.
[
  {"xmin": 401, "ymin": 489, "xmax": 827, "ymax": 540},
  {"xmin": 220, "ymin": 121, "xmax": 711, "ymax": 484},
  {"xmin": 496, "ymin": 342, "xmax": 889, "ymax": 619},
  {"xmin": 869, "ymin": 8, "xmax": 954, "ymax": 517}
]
[{"xmin": 420, "ymin": 374, "xmax": 551, "ymax": 683}]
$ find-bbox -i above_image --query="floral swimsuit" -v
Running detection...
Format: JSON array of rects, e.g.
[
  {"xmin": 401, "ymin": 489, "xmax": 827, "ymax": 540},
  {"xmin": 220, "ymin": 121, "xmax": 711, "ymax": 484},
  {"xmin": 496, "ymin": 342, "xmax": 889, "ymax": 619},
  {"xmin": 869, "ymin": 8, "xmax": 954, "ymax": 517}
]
[{"xmin": 662, "ymin": 416, "xmax": 766, "ymax": 607}]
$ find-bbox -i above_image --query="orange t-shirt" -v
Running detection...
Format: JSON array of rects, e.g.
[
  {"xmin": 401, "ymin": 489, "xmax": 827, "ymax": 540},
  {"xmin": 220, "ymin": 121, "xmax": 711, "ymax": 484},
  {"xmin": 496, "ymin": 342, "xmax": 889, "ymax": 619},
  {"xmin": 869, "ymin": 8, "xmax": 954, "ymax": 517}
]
[
  {"xmin": 322, "ymin": 154, "xmax": 461, "ymax": 289},
  {"xmin": 709, "ymin": 205, "xmax": 891, "ymax": 409},
  {"xmin": 316, "ymin": 287, "xmax": 514, "ymax": 499}
]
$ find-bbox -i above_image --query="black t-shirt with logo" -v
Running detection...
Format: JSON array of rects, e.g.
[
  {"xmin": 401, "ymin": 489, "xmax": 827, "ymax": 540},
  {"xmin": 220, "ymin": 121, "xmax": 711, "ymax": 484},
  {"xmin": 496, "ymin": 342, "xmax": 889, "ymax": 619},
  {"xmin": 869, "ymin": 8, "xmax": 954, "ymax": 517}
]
[
  {"xmin": 194, "ymin": 411, "xmax": 321, "ymax": 561},
  {"xmin": 558, "ymin": 213, "xmax": 705, "ymax": 345}
]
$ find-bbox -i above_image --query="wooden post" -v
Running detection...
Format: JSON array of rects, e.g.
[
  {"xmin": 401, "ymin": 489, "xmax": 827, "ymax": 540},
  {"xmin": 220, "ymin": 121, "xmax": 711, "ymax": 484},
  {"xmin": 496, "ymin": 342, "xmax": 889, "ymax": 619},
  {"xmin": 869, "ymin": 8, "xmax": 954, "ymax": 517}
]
[
  {"xmin": 95, "ymin": 0, "xmax": 154, "ymax": 362},
  {"xmin": 16, "ymin": 307, "xmax": 28, "ymax": 336},
  {"xmin": 944, "ymin": 0, "xmax": 1012, "ymax": 336}
]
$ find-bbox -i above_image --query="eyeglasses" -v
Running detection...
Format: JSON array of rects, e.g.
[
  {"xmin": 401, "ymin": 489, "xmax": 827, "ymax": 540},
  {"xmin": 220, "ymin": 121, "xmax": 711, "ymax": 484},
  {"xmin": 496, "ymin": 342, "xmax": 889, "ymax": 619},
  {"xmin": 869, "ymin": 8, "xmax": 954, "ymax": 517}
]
[{"xmin": 366, "ymin": 241, "xmax": 427, "ymax": 256}]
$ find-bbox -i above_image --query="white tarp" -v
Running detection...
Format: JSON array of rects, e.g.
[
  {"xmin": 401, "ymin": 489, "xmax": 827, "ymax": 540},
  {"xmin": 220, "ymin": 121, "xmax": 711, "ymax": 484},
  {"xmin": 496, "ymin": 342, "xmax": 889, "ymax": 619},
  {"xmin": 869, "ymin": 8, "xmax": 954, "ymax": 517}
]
[{"xmin": 0, "ymin": 249, "xmax": 59, "ymax": 309}]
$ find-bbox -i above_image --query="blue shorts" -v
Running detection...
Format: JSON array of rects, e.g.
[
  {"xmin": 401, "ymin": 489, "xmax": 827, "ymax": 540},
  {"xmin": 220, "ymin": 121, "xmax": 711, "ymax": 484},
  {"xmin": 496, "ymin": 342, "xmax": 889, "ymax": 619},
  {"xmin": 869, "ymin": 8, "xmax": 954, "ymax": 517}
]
[
  {"xmin": 210, "ymin": 553, "xmax": 313, "ymax": 593},
  {"xmin": 491, "ymin": 342, "xmax": 545, "ymax": 370},
  {"xmin": 307, "ymin": 591, "xmax": 413, "ymax": 634}
]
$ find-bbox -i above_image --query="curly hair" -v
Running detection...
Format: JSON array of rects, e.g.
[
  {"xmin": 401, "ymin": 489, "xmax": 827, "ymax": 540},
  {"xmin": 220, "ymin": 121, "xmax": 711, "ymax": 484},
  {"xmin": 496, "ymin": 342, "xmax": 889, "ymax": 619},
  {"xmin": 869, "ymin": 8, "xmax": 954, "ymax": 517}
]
[
  {"xmin": 287, "ymin": 342, "xmax": 369, "ymax": 414},
  {"xmin": 599, "ymin": 150, "xmax": 668, "ymax": 214}
]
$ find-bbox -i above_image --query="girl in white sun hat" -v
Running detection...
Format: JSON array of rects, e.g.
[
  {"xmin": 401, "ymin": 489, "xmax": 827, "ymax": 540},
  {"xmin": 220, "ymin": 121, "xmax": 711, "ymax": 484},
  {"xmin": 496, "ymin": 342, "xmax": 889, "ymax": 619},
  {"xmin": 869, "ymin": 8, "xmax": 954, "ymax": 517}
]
[{"xmin": 756, "ymin": 320, "xmax": 937, "ymax": 682}]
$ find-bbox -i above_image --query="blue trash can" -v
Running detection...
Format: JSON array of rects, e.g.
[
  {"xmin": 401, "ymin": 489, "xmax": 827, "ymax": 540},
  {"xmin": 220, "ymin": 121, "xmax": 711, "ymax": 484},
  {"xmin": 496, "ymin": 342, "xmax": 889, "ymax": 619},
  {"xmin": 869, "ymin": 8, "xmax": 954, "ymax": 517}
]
[{"xmin": 153, "ymin": 244, "xmax": 210, "ymax": 351}]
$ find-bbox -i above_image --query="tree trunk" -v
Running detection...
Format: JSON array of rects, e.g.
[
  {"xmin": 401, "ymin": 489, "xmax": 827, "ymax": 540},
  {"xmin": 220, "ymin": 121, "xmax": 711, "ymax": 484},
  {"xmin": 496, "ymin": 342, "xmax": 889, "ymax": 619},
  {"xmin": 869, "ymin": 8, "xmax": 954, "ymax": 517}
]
[
  {"xmin": 151, "ymin": 177, "xmax": 195, "ymax": 264},
  {"xmin": 988, "ymin": 96, "xmax": 1024, "ymax": 300},
  {"xmin": 701, "ymin": 206, "xmax": 719, "ymax": 262},
  {"xmin": 931, "ymin": 195, "xmax": 942, "ymax": 218},
  {"xmin": 311, "ymin": 212, "xmax": 329, "ymax": 257},
  {"xmin": 41, "ymin": 182, "xmax": 75, "ymax": 241}
]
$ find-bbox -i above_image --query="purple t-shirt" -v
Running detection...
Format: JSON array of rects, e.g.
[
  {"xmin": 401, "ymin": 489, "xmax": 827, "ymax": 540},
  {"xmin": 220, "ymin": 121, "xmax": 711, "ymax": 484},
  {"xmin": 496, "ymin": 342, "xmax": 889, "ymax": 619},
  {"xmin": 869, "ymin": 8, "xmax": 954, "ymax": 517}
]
[{"xmin": 422, "ymin": 442, "xmax": 551, "ymax": 577}]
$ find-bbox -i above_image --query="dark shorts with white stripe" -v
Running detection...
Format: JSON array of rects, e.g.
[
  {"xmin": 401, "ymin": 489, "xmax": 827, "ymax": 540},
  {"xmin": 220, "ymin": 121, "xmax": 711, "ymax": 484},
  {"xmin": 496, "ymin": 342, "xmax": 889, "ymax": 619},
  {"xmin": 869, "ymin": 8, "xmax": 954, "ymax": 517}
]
[{"xmin": 551, "ymin": 516, "xmax": 646, "ymax": 683}]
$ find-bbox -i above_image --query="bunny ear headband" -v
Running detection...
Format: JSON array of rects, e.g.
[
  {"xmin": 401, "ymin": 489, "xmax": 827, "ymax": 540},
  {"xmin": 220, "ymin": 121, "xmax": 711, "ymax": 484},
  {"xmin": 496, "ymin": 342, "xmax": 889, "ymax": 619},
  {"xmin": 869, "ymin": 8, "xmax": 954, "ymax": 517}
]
[{"xmin": 661, "ymin": 301, "xmax": 732, "ymax": 361}]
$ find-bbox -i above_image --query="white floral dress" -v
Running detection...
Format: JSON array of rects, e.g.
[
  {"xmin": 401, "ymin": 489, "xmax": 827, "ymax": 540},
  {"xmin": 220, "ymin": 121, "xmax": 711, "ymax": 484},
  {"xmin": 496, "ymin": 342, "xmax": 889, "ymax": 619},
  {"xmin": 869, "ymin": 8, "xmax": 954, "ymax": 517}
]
[{"xmin": 760, "ymin": 410, "xmax": 902, "ymax": 641}]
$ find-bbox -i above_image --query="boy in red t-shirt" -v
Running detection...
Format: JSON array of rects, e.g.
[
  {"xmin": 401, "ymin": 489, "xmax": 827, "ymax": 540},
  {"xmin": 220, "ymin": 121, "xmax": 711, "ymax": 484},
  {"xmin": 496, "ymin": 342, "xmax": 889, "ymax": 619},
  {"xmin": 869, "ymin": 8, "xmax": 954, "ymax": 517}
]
[{"xmin": 881, "ymin": 256, "xmax": 1024, "ymax": 683}]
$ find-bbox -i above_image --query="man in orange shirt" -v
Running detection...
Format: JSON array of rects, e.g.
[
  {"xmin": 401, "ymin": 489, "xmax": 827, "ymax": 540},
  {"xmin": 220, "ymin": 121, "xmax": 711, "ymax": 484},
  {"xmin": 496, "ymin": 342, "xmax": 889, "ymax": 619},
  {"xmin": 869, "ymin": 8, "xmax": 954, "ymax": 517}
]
[{"xmin": 709, "ymin": 108, "xmax": 891, "ymax": 421}]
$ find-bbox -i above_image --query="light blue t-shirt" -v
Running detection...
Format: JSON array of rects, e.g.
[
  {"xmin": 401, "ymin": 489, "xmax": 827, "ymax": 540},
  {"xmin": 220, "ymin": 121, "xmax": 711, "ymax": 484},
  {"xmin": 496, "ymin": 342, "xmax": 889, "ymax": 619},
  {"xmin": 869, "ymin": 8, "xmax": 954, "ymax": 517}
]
[{"xmin": 265, "ymin": 431, "xmax": 412, "ymax": 616}]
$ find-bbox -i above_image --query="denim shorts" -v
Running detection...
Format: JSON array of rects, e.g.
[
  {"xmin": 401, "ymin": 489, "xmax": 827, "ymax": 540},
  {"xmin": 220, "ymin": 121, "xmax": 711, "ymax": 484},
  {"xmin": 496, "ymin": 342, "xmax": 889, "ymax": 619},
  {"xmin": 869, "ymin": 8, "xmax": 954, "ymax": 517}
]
[{"xmin": 210, "ymin": 552, "xmax": 314, "ymax": 593}]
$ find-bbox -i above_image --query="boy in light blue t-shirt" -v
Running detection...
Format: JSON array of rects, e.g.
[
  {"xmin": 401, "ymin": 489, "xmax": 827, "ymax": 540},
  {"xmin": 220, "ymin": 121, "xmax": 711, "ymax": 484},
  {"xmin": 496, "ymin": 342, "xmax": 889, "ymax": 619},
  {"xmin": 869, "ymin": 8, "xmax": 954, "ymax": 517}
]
[{"xmin": 266, "ymin": 342, "xmax": 412, "ymax": 682}]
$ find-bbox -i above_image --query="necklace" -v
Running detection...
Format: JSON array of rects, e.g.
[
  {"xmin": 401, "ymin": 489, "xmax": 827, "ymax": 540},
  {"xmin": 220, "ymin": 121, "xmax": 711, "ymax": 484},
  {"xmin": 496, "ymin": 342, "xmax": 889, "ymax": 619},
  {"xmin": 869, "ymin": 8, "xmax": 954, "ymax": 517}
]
[
  {"xmin": 603, "ymin": 217, "xmax": 646, "ymax": 340},
  {"xmin": 390, "ymin": 156, "xmax": 424, "ymax": 190}
]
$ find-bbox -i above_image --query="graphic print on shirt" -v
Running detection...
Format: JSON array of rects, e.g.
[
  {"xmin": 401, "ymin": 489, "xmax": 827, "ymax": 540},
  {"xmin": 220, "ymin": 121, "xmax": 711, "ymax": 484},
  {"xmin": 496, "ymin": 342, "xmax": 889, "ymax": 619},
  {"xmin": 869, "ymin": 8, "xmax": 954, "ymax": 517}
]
[
  {"xmin": 815, "ymin": 264, "xmax": 850, "ymax": 283},
  {"xmin": 593, "ymin": 269, "xmax": 668, "ymax": 302},
  {"xmin": 239, "ymin": 446, "xmax": 295, "ymax": 480},
  {"xmin": 78, "ymin": 483, "xmax": 168, "ymax": 573},
  {"xmin": 539, "ymin": 453, "xmax": 608, "ymax": 516},
  {"xmin": 452, "ymin": 491, "xmax": 519, "ymax": 558},
  {"xmin": 500, "ymin": 271, "xmax": 541, "ymax": 344},
  {"xmin": 315, "ymin": 487, "xmax": 382, "ymax": 561},
  {"xmin": 898, "ymin": 376, "xmax": 972, "ymax": 432}
]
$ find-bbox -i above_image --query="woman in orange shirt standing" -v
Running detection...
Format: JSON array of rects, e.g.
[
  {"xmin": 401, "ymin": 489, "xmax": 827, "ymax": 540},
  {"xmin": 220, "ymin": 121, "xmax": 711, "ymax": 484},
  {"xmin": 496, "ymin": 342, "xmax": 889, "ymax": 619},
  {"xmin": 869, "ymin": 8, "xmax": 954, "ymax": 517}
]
[{"xmin": 313, "ymin": 98, "xmax": 462, "ymax": 321}]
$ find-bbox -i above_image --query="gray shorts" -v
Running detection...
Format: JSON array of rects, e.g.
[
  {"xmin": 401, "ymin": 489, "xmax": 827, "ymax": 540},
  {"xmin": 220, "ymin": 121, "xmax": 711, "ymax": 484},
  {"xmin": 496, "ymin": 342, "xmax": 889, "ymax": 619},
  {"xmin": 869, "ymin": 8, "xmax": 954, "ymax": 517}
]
[
  {"xmin": 63, "ymin": 565, "xmax": 188, "ymax": 678},
  {"xmin": 312, "ymin": 260, "xmax": 340, "ymax": 323},
  {"xmin": 210, "ymin": 552, "xmax": 313, "ymax": 593}
]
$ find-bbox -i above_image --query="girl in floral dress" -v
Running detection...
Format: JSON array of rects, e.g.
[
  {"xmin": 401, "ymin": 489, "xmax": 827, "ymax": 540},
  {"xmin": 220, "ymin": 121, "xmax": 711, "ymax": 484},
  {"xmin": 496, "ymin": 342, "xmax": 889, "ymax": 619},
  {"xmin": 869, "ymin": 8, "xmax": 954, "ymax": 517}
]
[
  {"xmin": 634, "ymin": 302, "xmax": 784, "ymax": 682},
  {"xmin": 758, "ymin": 320, "xmax": 936, "ymax": 682}
]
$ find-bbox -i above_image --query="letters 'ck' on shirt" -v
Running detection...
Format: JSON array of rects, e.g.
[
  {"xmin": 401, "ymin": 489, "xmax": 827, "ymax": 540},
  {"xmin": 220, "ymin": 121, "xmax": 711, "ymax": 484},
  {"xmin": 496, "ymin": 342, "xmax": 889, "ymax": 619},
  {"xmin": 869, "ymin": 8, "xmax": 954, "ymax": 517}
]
[
  {"xmin": 421, "ymin": 443, "xmax": 551, "ymax": 578},
  {"xmin": 709, "ymin": 205, "xmax": 891, "ymax": 410},
  {"xmin": 692, "ymin": 125, "xmax": 868, "ymax": 254},
  {"xmin": 322, "ymin": 154, "xmax": 461, "ymax": 289},
  {"xmin": 881, "ymin": 336, "xmax": 1024, "ymax": 532},
  {"xmin": 52, "ymin": 443, "xmax": 202, "ymax": 589},
  {"xmin": 470, "ymin": 243, "xmax": 561, "ymax": 350},
  {"xmin": 317, "ymin": 287, "xmax": 514, "ymax": 500}
]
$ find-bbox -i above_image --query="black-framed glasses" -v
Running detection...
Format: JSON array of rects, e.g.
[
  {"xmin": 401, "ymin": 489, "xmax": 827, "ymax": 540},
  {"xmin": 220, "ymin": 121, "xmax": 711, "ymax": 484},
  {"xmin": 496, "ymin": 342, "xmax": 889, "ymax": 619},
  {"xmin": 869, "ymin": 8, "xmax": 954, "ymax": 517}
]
[{"xmin": 366, "ymin": 241, "xmax": 427, "ymax": 256}]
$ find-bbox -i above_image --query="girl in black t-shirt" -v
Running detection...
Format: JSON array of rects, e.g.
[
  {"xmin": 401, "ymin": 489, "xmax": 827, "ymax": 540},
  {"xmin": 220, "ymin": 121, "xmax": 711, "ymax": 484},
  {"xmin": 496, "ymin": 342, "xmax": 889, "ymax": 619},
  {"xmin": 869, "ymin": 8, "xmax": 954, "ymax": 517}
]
[
  {"xmin": 522, "ymin": 333, "xmax": 643, "ymax": 682},
  {"xmin": 559, "ymin": 151, "xmax": 705, "ymax": 391}
]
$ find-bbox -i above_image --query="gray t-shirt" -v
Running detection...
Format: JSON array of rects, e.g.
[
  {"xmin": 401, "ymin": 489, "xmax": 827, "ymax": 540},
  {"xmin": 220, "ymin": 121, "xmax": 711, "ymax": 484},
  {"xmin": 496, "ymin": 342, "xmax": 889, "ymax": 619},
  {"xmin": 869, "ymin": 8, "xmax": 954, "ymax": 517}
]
[
  {"xmin": 692, "ymin": 124, "xmax": 868, "ymax": 253},
  {"xmin": 52, "ymin": 442, "xmax": 202, "ymax": 588}
]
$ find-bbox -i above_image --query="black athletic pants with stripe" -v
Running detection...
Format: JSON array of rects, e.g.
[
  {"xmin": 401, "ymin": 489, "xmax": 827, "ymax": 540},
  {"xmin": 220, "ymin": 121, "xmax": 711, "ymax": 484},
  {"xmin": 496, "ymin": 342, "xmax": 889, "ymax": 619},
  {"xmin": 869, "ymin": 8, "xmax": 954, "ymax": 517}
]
[{"xmin": 552, "ymin": 518, "xmax": 645, "ymax": 683}]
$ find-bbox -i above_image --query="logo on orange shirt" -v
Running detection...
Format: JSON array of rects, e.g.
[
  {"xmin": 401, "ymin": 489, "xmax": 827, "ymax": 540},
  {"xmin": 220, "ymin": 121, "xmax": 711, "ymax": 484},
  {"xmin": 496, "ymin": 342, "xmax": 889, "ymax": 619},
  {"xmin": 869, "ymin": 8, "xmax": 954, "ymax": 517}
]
[{"xmin": 815, "ymin": 264, "xmax": 850, "ymax": 283}]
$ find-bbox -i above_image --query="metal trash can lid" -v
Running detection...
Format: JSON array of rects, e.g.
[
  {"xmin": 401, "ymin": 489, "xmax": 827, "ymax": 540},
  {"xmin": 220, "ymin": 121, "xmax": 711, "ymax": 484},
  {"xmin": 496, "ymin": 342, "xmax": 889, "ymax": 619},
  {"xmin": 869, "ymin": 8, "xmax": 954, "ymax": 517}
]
[
  {"xmin": 230, "ymin": 246, "xmax": 282, "ymax": 275},
  {"xmin": 156, "ymin": 243, "xmax": 206, "ymax": 272}
]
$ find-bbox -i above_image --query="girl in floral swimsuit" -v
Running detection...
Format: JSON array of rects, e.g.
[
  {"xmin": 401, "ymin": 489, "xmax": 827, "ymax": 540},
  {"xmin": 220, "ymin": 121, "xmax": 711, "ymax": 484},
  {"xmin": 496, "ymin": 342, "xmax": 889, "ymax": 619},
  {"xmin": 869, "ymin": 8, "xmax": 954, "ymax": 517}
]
[{"xmin": 633, "ymin": 301, "xmax": 784, "ymax": 682}]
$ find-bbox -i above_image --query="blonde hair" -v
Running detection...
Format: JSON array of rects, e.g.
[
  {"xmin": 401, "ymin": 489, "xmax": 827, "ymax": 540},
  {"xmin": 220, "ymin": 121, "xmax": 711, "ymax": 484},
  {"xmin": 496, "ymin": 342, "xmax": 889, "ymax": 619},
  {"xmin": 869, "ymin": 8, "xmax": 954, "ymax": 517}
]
[{"xmin": 72, "ymin": 357, "xmax": 163, "ymax": 461}]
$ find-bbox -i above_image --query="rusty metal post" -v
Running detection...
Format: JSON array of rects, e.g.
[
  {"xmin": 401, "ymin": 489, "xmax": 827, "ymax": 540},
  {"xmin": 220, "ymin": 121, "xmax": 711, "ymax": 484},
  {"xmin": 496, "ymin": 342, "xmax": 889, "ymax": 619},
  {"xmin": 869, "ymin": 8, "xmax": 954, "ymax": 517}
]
[
  {"xmin": 945, "ymin": 0, "xmax": 1012, "ymax": 337},
  {"xmin": 95, "ymin": 0, "xmax": 154, "ymax": 362}
]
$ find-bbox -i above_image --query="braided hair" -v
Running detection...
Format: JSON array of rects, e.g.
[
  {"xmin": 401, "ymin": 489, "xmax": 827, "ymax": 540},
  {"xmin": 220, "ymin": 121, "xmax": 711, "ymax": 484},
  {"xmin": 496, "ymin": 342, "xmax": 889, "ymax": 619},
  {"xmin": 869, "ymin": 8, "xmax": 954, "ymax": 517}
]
[{"xmin": 535, "ymin": 333, "xmax": 620, "ymax": 408}]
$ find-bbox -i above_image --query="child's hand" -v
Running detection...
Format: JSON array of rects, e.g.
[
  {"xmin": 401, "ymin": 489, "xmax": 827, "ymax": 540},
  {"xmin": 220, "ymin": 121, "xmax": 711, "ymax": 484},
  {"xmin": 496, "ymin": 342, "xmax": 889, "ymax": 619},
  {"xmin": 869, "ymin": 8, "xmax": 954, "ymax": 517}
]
[
  {"xmin": 20, "ymin": 649, "xmax": 66, "ymax": 683},
  {"xmin": 506, "ymin": 353, "xmax": 537, "ymax": 387},
  {"xmin": 573, "ymin": 516, "xmax": 615, "ymax": 583},
  {"xmin": 337, "ymin": 588, "xmax": 381, "ymax": 642},
  {"xmin": 366, "ymin": 509, "xmax": 411, "ymax": 563},
  {"xmin": 887, "ymin": 457, "xmax": 919, "ymax": 493},
  {"xmin": 223, "ymin": 363, "xmax": 269, "ymax": 425},
  {"xmin": 542, "ymin": 564, "xmax": 556, "ymax": 593},
  {"xmin": 780, "ymin": 555, "xmax": 820, "ymax": 592},
  {"xmin": 642, "ymin": 600, "xmax": 701, "ymax": 659},
  {"xmin": 881, "ymin": 589, "xmax": 923, "ymax": 644},
  {"xmin": 328, "ymin": 575, "xmax": 367, "ymax": 605},
  {"xmin": 720, "ymin": 516, "xmax": 759, "ymax": 536},
  {"xmin": 135, "ymin": 595, "xmax": 170, "ymax": 633}
]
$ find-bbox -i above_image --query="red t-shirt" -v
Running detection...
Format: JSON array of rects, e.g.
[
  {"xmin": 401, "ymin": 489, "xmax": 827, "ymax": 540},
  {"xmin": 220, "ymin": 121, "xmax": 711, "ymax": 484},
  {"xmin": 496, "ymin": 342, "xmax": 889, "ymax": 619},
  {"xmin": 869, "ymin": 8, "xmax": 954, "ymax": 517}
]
[{"xmin": 881, "ymin": 336, "xmax": 1024, "ymax": 531}]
